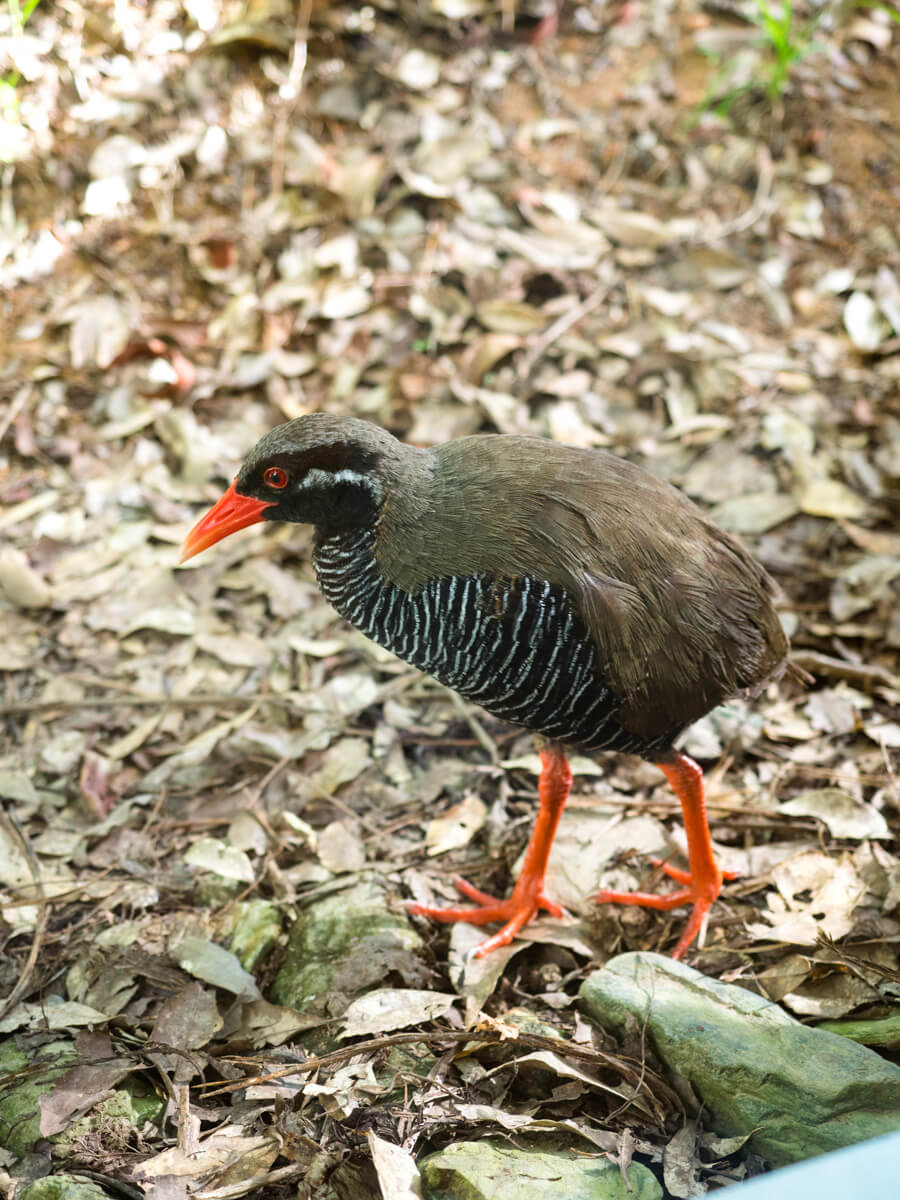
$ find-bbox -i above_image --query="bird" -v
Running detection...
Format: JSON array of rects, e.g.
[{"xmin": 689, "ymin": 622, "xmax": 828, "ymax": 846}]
[{"xmin": 180, "ymin": 414, "xmax": 789, "ymax": 959}]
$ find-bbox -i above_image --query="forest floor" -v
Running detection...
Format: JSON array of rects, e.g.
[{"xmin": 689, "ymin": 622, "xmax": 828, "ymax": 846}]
[{"xmin": 1, "ymin": 0, "xmax": 899, "ymax": 1195}]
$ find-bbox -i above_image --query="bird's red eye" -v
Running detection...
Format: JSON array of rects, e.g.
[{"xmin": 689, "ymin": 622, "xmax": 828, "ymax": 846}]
[{"xmin": 263, "ymin": 467, "xmax": 288, "ymax": 489}]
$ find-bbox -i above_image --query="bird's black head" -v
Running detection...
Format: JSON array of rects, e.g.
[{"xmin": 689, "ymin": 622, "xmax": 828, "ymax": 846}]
[
  {"xmin": 181, "ymin": 414, "xmax": 408, "ymax": 562},
  {"xmin": 237, "ymin": 418, "xmax": 387, "ymax": 533}
]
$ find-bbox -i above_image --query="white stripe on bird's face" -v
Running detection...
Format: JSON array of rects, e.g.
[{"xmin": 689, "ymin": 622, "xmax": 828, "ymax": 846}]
[{"xmin": 299, "ymin": 467, "xmax": 383, "ymax": 502}]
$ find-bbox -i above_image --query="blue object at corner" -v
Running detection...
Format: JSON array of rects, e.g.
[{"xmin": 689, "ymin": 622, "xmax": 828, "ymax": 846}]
[{"xmin": 693, "ymin": 1131, "xmax": 900, "ymax": 1200}]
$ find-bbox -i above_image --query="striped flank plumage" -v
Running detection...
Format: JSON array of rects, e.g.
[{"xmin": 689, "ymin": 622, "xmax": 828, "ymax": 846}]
[{"xmin": 314, "ymin": 527, "xmax": 654, "ymax": 757}]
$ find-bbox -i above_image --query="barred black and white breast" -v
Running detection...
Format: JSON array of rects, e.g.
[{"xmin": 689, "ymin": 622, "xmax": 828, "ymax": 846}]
[{"xmin": 315, "ymin": 527, "xmax": 660, "ymax": 758}]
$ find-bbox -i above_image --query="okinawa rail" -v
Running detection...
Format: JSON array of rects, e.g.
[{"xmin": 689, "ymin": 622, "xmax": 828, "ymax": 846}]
[{"xmin": 181, "ymin": 414, "xmax": 788, "ymax": 958}]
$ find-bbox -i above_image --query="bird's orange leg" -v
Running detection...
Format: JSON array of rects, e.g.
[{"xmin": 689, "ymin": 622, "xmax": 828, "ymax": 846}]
[
  {"xmin": 408, "ymin": 746, "xmax": 571, "ymax": 957},
  {"xmin": 592, "ymin": 752, "xmax": 737, "ymax": 958}
]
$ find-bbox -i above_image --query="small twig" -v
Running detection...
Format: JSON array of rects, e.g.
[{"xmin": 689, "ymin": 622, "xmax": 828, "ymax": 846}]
[
  {"xmin": 572, "ymin": 793, "xmax": 782, "ymax": 817},
  {"xmin": 198, "ymin": 1028, "xmax": 666, "ymax": 1101},
  {"xmin": 198, "ymin": 1162, "xmax": 308, "ymax": 1200},
  {"xmin": 0, "ymin": 693, "xmax": 296, "ymax": 717},
  {"xmin": 691, "ymin": 143, "xmax": 775, "ymax": 245},
  {"xmin": 877, "ymin": 735, "xmax": 899, "ymax": 807},
  {"xmin": 0, "ymin": 488, "xmax": 60, "ymax": 534},
  {"xmin": 270, "ymin": 0, "xmax": 312, "ymax": 197},
  {"xmin": 140, "ymin": 787, "xmax": 168, "ymax": 837},
  {"xmin": 764, "ymin": 760, "xmax": 893, "ymax": 788},
  {"xmin": 0, "ymin": 809, "xmax": 49, "ymax": 1020},
  {"xmin": 243, "ymin": 757, "xmax": 292, "ymax": 808},
  {"xmin": 518, "ymin": 284, "xmax": 611, "ymax": 381},
  {"xmin": 0, "ymin": 384, "xmax": 30, "ymax": 445},
  {"xmin": 816, "ymin": 932, "xmax": 900, "ymax": 984},
  {"xmin": 789, "ymin": 650, "xmax": 899, "ymax": 692},
  {"xmin": 445, "ymin": 690, "xmax": 501, "ymax": 766},
  {"xmin": 594, "ymin": 142, "xmax": 630, "ymax": 198},
  {"xmin": 0, "ymin": 668, "xmax": 415, "ymax": 718}
]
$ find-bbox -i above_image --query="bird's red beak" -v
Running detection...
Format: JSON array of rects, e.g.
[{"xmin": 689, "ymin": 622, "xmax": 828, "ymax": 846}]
[{"xmin": 179, "ymin": 481, "xmax": 274, "ymax": 563}]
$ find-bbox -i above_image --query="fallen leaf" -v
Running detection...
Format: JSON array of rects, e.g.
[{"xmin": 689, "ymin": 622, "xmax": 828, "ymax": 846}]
[
  {"xmin": 317, "ymin": 820, "xmax": 366, "ymax": 874},
  {"xmin": 426, "ymin": 794, "xmax": 488, "ymax": 856},
  {"xmin": 843, "ymin": 291, "xmax": 890, "ymax": 351},
  {"xmin": 340, "ymin": 988, "xmax": 456, "ymax": 1038},
  {"xmin": 0, "ymin": 548, "xmax": 52, "ymax": 607},
  {"xmin": 747, "ymin": 851, "xmax": 865, "ymax": 945},
  {"xmin": 184, "ymin": 837, "xmax": 256, "ymax": 882},
  {"xmin": 780, "ymin": 789, "xmax": 889, "ymax": 840},
  {"xmin": 796, "ymin": 478, "xmax": 868, "ymax": 520},
  {"xmin": 174, "ymin": 936, "xmax": 261, "ymax": 1001},
  {"xmin": 368, "ymin": 1131, "xmax": 423, "ymax": 1200}
]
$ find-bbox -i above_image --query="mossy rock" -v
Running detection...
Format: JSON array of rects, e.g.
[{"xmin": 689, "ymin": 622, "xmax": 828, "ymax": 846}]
[
  {"xmin": 0, "ymin": 1038, "xmax": 76, "ymax": 1158},
  {"xmin": 225, "ymin": 898, "xmax": 283, "ymax": 972},
  {"xmin": 580, "ymin": 952, "xmax": 900, "ymax": 1167},
  {"xmin": 270, "ymin": 880, "xmax": 427, "ymax": 1015},
  {"xmin": 420, "ymin": 1139, "xmax": 662, "ymax": 1200},
  {"xmin": 16, "ymin": 1175, "xmax": 112, "ymax": 1200}
]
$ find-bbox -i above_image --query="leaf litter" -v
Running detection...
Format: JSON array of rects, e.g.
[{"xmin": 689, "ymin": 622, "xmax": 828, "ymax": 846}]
[{"xmin": 1, "ymin": 0, "xmax": 899, "ymax": 1194}]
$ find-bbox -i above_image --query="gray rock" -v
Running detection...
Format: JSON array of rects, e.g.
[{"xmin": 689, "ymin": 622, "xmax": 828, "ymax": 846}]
[
  {"xmin": 420, "ymin": 1139, "xmax": 662, "ymax": 1200},
  {"xmin": 579, "ymin": 952, "xmax": 900, "ymax": 1167}
]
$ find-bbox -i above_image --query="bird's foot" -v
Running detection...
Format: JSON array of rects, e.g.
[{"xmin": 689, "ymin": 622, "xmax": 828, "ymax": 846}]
[
  {"xmin": 591, "ymin": 858, "xmax": 738, "ymax": 960},
  {"xmin": 408, "ymin": 875, "xmax": 564, "ymax": 957},
  {"xmin": 409, "ymin": 744, "xmax": 571, "ymax": 956}
]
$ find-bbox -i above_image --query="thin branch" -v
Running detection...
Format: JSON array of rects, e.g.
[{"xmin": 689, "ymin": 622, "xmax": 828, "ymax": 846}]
[
  {"xmin": 517, "ymin": 284, "xmax": 612, "ymax": 381},
  {"xmin": 198, "ymin": 1027, "xmax": 673, "ymax": 1108},
  {"xmin": 270, "ymin": 0, "xmax": 313, "ymax": 197},
  {"xmin": 789, "ymin": 650, "xmax": 899, "ymax": 692},
  {"xmin": 690, "ymin": 143, "xmax": 775, "ymax": 245},
  {"xmin": 0, "ymin": 809, "xmax": 50, "ymax": 1020},
  {"xmin": 0, "ymin": 694, "xmax": 294, "ymax": 717}
]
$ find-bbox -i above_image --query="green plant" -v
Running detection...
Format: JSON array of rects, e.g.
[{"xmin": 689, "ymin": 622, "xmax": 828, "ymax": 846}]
[
  {"xmin": 693, "ymin": 0, "xmax": 824, "ymax": 120},
  {"xmin": 753, "ymin": 0, "xmax": 816, "ymax": 99},
  {"xmin": 851, "ymin": 1, "xmax": 900, "ymax": 23},
  {"xmin": 1, "ymin": 0, "xmax": 42, "ymax": 117},
  {"xmin": 694, "ymin": 0, "xmax": 900, "ymax": 120}
]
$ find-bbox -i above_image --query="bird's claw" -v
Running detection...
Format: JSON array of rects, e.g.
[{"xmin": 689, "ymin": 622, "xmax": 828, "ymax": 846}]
[
  {"xmin": 592, "ymin": 860, "xmax": 735, "ymax": 959},
  {"xmin": 647, "ymin": 856, "xmax": 739, "ymax": 885},
  {"xmin": 407, "ymin": 874, "xmax": 564, "ymax": 957}
]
